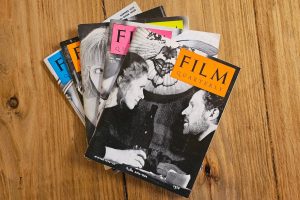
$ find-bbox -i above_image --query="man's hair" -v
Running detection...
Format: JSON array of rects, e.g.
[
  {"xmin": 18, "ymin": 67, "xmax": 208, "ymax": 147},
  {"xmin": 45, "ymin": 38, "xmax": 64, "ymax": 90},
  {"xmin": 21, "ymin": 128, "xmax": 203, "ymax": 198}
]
[
  {"xmin": 193, "ymin": 87, "xmax": 225, "ymax": 122},
  {"xmin": 118, "ymin": 52, "xmax": 148, "ymax": 85}
]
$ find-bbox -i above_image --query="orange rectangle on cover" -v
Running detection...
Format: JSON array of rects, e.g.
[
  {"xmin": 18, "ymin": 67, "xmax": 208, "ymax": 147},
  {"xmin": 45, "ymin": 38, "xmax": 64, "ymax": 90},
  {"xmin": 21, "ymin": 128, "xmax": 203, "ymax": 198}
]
[
  {"xmin": 171, "ymin": 48, "xmax": 236, "ymax": 97},
  {"xmin": 67, "ymin": 41, "xmax": 81, "ymax": 72}
]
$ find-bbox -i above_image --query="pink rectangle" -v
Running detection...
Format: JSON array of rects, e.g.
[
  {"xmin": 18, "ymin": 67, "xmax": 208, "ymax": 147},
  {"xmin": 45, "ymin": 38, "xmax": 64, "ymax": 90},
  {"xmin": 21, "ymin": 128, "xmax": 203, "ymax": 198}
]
[{"xmin": 110, "ymin": 24, "xmax": 172, "ymax": 55}]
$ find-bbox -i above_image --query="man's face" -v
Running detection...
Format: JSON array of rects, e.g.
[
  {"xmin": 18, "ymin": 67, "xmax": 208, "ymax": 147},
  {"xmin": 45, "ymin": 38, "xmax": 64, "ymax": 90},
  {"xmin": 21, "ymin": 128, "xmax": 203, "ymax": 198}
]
[
  {"xmin": 120, "ymin": 74, "xmax": 148, "ymax": 110},
  {"xmin": 182, "ymin": 90, "xmax": 210, "ymax": 135}
]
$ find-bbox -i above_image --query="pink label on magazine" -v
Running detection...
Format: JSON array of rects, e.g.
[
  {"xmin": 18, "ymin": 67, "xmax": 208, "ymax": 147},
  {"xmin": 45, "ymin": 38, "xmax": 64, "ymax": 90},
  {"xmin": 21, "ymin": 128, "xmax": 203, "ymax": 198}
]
[{"xmin": 111, "ymin": 24, "xmax": 172, "ymax": 55}]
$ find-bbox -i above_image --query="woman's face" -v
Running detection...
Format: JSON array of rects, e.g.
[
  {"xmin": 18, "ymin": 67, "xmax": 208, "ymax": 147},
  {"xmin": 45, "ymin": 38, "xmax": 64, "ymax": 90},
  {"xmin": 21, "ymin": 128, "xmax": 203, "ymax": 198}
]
[
  {"xmin": 120, "ymin": 74, "xmax": 148, "ymax": 109},
  {"xmin": 89, "ymin": 65, "xmax": 103, "ymax": 92}
]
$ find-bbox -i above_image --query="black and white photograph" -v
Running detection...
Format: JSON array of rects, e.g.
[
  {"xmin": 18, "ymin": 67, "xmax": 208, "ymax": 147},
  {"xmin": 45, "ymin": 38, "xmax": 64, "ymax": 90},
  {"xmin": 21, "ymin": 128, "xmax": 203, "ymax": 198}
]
[
  {"xmin": 100, "ymin": 19, "xmax": 181, "ymax": 101},
  {"xmin": 79, "ymin": 23, "xmax": 109, "ymax": 140},
  {"xmin": 78, "ymin": 8, "xmax": 168, "ymax": 141},
  {"xmin": 85, "ymin": 28, "xmax": 239, "ymax": 197},
  {"xmin": 62, "ymin": 80, "xmax": 86, "ymax": 125},
  {"xmin": 96, "ymin": 19, "xmax": 181, "ymax": 135}
]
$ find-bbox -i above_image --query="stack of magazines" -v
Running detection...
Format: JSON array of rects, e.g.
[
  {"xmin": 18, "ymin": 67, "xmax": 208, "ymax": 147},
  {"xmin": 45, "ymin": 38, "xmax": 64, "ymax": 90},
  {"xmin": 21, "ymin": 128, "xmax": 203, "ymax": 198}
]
[{"xmin": 44, "ymin": 2, "xmax": 240, "ymax": 197}]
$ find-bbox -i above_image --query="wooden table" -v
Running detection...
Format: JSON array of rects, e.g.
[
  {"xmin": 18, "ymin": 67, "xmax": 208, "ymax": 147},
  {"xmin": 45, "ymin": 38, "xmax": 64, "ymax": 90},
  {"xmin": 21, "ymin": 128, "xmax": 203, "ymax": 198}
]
[{"xmin": 0, "ymin": 0, "xmax": 299, "ymax": 199}]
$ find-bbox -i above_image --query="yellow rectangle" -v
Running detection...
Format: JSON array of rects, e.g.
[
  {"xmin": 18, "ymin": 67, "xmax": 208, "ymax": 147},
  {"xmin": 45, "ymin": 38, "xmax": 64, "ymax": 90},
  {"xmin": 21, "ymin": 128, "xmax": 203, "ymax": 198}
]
[
  {"xmin": 147, "ymin": 20, "xmax": 184, "ymax": 29},
  {"xmin": 171, "ymin": 48, "xmax": 236, "ymax": 97}
]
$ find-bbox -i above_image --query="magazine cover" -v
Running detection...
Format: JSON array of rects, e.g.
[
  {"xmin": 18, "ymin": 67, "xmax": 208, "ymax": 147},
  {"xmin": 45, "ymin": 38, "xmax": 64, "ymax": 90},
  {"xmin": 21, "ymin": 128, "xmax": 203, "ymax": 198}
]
[
  {"xmin": 43, "ymin": 50, "xmax": 85, "ymax": 125},
  {"xmin": 85, "ymin": 28, "xmax": 239, "ymax": 197},
  {"xmin": 79, "ymin": 8, "xmax": 167, "ymax": 141}
]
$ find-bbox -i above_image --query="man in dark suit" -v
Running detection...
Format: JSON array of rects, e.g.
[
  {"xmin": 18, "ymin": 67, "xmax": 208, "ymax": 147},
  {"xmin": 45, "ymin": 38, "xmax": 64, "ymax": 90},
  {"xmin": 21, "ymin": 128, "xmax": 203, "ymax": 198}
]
[{"xmin": 161, "ymin": 89, "xmax": 225, "ymax": 189}]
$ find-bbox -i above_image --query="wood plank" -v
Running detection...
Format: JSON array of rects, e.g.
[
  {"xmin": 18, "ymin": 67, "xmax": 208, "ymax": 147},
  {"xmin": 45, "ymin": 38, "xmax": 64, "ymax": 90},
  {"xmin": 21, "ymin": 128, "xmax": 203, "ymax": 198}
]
[
  {"xmin": 0, "ymin": 0, "xmax": 125, "ymax": 199},
  {"xmin": 103, "ymin": 0, "xmax": 278, "ymax": 199},
  {"xmin": 1, "ymin": 0, "xmax": 299, "ymax": 199},
  {"xmin": 253, "ymin": 0, "xmax": 300, "ymax": 199}
]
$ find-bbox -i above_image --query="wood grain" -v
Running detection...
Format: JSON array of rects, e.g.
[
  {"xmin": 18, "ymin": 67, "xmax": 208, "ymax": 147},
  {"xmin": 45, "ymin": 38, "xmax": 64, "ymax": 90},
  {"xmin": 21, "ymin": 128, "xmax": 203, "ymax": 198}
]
[
  {"xmin": 0, "ymin": 0, "xmax": 299, "ymax": 199},
  {"xmin": 253, "ymin": 0, "xmax": 300, "ymax": 199},
  {"xmin": 0, "ymin": 0, "xmax": 125, "ymax": 199}
]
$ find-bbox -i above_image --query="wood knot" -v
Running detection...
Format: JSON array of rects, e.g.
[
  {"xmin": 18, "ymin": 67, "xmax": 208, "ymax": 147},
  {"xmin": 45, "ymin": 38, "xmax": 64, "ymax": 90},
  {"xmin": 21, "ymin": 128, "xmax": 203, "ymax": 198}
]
[
  {"xmin": 7, "ymin": 96, "xmax": 19, "ymax": 109},
  {"xmin": 204, "ymin": 163, "xmax": 220, "ymax": 181},
  {"xmin": 18, "ymin": 177, "xmax": 23, "ymax": 190},
  {"xmin": 205, "ymin": 164, "xmax": 211, "ymax": 176}
]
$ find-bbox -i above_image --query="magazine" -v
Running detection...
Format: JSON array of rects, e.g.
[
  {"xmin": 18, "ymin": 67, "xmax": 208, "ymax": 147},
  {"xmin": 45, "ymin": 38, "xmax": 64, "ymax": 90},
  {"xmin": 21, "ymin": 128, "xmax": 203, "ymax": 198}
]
[
  {"xmin": 79, "ymin": 23, "xmax": 109, "ymax": 141},
  {"xmin": 78, "ymin": 10, "xmax": 169, "ymax": 141},
  {"xmin": 85, "ymin": 28, "xmax": 239, "ymax": 197},
  {"xmin": 43, "ymin": 50, "xmax": 85, "ymax": 125}
]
